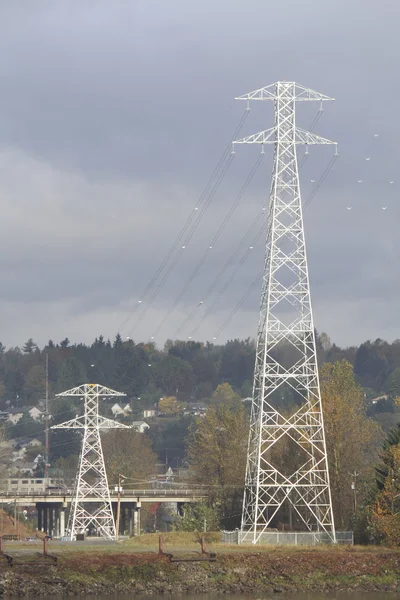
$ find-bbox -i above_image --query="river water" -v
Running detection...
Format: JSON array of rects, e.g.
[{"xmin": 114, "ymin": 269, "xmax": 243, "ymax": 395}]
[{"xmin": 66, "ymin": 594, "xmax": 400, "ymax": 599}]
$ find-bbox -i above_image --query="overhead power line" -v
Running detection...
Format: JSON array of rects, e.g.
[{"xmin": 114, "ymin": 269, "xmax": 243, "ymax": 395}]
[
  {"xmin": 170, "ymin": 107, "xmax": 330, "ymax": 339},
  {"xmin": 118, "ymin": 109, "xmax": 250, "ymax": 336},
  {"xmin": 189, "ymin": 221, "xmax": 267, "ymax": 338},
  {"xmin": 211, "ymin": 151, "xmax": 338, "ymax": 341},
  {"xmin": 151, "ymin": 153, "xmax": 264, "ymax": 339},
  {"xmin": 127, "ymin": 152, "xmax": 235, "ymax": 337}
]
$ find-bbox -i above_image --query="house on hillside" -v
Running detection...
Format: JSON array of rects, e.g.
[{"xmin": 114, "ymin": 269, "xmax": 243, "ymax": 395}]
[
  {"xmin": 143, "ymin": 409, "xmax": 157, "ymax": 419},
  {"xmin": 111, "ymin": 403, "xmax": 124, "ymax": 416},
  {"xmin": 7, "ymin": 410, "xmax": 24, "ymax": 424},
  {"xmin": 370, "ymin": 394, "xmax": 389, "ymax": 405},
  {"xmin": 131, "ymin": 421, "xmax": 150, "ymax": 433},
  {"xmin": 11, "ymin": 447, "xmax": 27, "ymax": 462},
  {"xmin": 0, "ymin": 440, "xmax": 15, "ymax": 450},
  {"xmin": 9, "ymin": 460, "xmax": 36, "ymax": 476},
  {"xmin": 26, "ymin": 438, "xmax": 42, "ymax": 448},
  {"xmin": 29, "ymin": 407, "xmax": 43, "ymax": 421},
  {"xmin": 123, "ymin": 404, "xmax": 132, "ymax": 414}
]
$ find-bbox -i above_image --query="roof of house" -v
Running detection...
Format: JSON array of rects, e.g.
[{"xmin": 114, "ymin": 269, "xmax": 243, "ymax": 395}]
[{"xmin": 12, "ymin": 461, "xmax": 36, "ymax": 472}]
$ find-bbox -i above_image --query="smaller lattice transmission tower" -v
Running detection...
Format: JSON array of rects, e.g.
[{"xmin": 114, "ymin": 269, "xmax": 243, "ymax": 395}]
[
  {"xmin": 234, "ymin": 81, "xmax": 337, "ymax": 544},
  {"xmin": 51, "ymin": 384, "xmax": 130, "ymax": 540}
]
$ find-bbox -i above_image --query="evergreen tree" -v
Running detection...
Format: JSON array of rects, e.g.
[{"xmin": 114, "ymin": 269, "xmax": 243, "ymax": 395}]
[
  {"xmin": 22, "ymin": 338, "xmax": 37, "ymax": 354},
  {"xmin": 385, "ymin": 368, "xmax": 400, "ymax": 399},
  {"xmin": 57, "ymin": 357, "xmax": 87, "ymax": 392}
]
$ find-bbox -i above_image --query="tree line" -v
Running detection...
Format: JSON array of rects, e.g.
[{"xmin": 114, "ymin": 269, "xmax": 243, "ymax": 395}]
[
  {"xmin": 187, "ymin": 359, "xmax": 400, "ymax": 544},
  {"xmin": 2, "ymin": 332, "xmax": 400, "ymax": 543},
  {"xmin": 1, "ymin": 332, "xmax": 400, "ymax": 408}
]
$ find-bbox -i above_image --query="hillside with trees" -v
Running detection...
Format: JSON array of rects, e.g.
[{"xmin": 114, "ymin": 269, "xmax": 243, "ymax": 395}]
[{"xmin": 1, "ymin": 332, "xmax": 400, "ymax": 542}]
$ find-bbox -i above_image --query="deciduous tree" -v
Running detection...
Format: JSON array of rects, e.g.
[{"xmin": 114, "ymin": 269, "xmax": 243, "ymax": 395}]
[
  {"xmin": 320, "ymin": 359, "xmax": 382, "ymax": 529},
  {"xmin": 370, "ymin": 437, "xmax": 400, "ymax": 545},
  {"xmin": 187, "ymin": 399, "xmax": 248, "ymax": 528},
  {"xmin": 174, "ymin": 501, "xmax": 220, "ymax": 532},
  {"xmin": 158, "ymin": 396, "xmax": 181, "ymax": 416},
  {"xmin": 210, "ymin": 382, "xmax": 241, "ymax": 406},
  {"xmin": 102, "ymin": 429, "xmax": 156, "ymax": 488}
]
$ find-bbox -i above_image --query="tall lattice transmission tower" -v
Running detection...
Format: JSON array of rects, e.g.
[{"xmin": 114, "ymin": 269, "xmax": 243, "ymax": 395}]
[
  {"xmin": 51, "ymin": 384, "xmax": 130, "ymax": 540},
  {"xmin": 234, "ymin": 81, "xmax": 337, "ymax": 544}
]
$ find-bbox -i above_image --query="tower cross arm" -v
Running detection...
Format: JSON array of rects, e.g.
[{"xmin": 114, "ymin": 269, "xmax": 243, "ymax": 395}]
[
  {"xmin": 234, "ymin": 127, "xmax": 277, "ymax": 145},
  {"xmin": 97, "ymin": 416, "xmax": 131, "ymax": 430},
  {"xmin": 50, "ymin": 416, "xmax": 132, "ymax": 430},
  {"xmin": 294, "ymin": 127, "xmax": 336, "ymax": 145},
  {"xmin": 51, "ymin": 416, "xmax": 86, "ymax": 429},
  {"xmin": 55, "ymin": 384, "xmax": 126, "ymax": 398},
  {"xmin": 235, "ymin": 82, "xmax": 334, "ymax": 102},
  {"xmin": 234, "ymin": 126, "xmax": 336, "ymax": 146}
]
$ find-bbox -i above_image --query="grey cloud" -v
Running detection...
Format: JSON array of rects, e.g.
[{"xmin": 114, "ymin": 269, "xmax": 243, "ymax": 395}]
[{"xmin": 0, "ymin": 0, "xmax": 398, "ymax": 348}]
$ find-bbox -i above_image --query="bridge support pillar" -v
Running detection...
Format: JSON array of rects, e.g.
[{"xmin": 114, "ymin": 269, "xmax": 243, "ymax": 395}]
[
  {"xmin": 49, "ymin": 508, "xmax": 54, "ymax": 537},
  {"xmin": 60, "ymin": 506, "xmax": 66, "ymax": 537},
  {"xmin": 133, "ymin": 502, "xmax": 141, "ymax": 536},
  {"xmin": 121, "ymin": 506, "xmax": 126, "ymax": 536},
  {"xmin": 128, "ymin": 505, "xmax": 133, "ymax": 536},
  {"xmin": 54, "ymin": 509, "xmax": 58, "ymax": 537},
  {"xmin": 37, "ymin": 506, "xmax": 43, "ymax": 531},
  {"xmin": 43, "ymin": 506, "xmax": 48, "ymax": 534}
]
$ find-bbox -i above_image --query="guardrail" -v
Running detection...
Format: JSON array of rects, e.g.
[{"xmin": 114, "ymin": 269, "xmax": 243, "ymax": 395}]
[{"xmin": 0, "ymin": 488, "xmax": 207, "ymax": 498}]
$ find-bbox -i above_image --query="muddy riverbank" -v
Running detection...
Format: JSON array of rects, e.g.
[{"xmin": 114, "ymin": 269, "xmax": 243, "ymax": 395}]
[{"xmin": 0, "ymin": 548, "xmax": 400, "ymax": 596}]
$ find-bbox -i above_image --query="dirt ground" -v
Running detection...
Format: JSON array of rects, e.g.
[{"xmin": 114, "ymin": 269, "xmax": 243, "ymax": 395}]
[{"xmin": 0, "ymin": 537, "xmax": 399, "ymax": 596}]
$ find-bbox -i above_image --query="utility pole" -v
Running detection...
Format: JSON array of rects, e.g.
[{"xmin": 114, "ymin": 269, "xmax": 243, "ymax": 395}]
[
  {"xmin": 44, "ymin": 353, "xmax": 50, "ymax": 486},
  {"xmin": 115, "ymin": 473, "xmax": 125, "ymax": 541},
  {"xmin": 351, "ymin": 471, "xmax": 359, "ymax": 514},
  {"xmin": 51, "ymin": 384, "xmax": 131, "ymax": 541},
  {"xmin": 235, "ymin": 81, "xmax": 337, "ymax": 544}
]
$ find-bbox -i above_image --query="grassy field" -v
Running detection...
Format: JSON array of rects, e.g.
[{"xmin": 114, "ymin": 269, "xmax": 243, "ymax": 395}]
[{"xmin": 3, "ymin": 531, "xmax": 399, "ymax": 557}]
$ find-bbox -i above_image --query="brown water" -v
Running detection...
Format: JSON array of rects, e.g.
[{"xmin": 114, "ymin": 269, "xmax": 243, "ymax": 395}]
[{"xmin": 72, "ymin": 594, "xmax": 400, "ymax": 599}]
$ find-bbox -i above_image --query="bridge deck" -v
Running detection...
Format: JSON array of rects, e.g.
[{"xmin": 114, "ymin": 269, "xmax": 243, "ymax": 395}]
[{"xmin": 0, "ymin": 488, "xmax": 207, "ymax": 506}]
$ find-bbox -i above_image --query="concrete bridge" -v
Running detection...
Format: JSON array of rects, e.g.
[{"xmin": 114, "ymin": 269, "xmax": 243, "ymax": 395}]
[{"xmin": 0, "ymin": 488, "xmax": 207, "ymax": 538}]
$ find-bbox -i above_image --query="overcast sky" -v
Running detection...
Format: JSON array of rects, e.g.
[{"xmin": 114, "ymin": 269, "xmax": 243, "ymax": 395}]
[{"xmin": 0, "ymin": 0, "xmax": 398, "ymax": 349}]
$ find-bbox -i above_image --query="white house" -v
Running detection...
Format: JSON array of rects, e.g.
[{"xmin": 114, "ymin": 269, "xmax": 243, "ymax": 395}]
[
  {"xmin": 12, "ymin": 448, "xmax": 27, "ymax": 462},
  {"xmin": 131, "ymin": 421, "xmax": 150, "ymax": 433},
  {"xmin": 9, "ymin": 461, "xmax": 35, "ymax": 476},
  {"xmin": 0, "ymin": 440, "xmax": 15, "ymax": 450},
  {"xmin": 143, "ymin": 409, "xmax": 157, "ymax": 419},
  {"xmin": 111, "ymin": 403, "xmax": 124, "ymax": 416},
  {"xmin": 29, "ymin": 407, "xmax": 43, "ymax": 421},
  {"xmin": 27, "ymin": 438, "xmax": 42, "ymax": 448},
  {"xmin": 123, "ymin": 403, "xmax": 132, "ymax": 414},
  {"xmin": 7, "ymin": 411, "xmax": 24, "ymax": 424}
]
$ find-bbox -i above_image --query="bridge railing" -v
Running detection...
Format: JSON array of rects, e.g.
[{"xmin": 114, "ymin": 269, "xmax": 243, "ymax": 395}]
[{"xmin": 0, "ymin": 488, "xmax": 207, "ymax": 498}]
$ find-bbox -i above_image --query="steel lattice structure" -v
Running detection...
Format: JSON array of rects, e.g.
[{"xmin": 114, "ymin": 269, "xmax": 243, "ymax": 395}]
[
  {"xmin": 51, "ymin": 384, "xmax": 129, "ymax": 540},
  {"xmin": 234, "ymin": 81, "xmax": 337, "ymax": 544}
]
